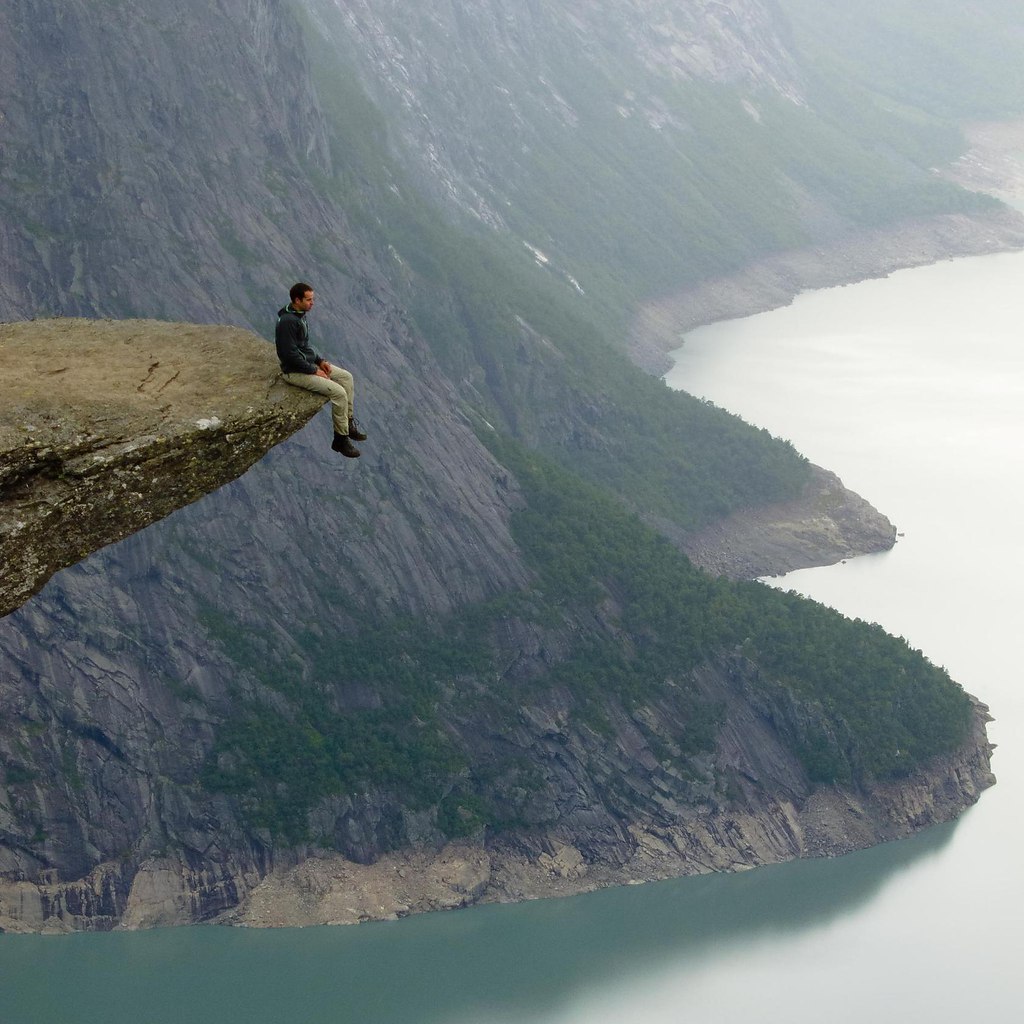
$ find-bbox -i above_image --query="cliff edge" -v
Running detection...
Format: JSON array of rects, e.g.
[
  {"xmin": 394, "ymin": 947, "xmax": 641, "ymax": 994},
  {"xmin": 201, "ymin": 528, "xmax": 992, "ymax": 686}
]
[{"xmin": 0, "ymin": 319, "xmax": 322, "ymax": 618}]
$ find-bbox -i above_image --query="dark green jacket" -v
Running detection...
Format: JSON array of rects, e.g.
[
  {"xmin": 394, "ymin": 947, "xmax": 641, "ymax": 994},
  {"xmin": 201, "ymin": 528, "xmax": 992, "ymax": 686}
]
[{"xmin": 275, "ymin": 304, "xmax": 323, "ymax": 374}]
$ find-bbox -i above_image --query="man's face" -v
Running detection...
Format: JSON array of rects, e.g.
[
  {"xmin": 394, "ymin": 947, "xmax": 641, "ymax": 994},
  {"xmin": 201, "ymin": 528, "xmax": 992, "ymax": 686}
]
[{"xmin": 294, "ymin": 290, "xmax": 315, "ymax": 312}]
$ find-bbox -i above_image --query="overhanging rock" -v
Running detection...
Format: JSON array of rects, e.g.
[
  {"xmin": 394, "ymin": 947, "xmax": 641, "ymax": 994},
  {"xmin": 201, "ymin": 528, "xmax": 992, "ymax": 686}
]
[{"xmin": 0, "ymin": 318, "xmax": 323, "ymax": 618}]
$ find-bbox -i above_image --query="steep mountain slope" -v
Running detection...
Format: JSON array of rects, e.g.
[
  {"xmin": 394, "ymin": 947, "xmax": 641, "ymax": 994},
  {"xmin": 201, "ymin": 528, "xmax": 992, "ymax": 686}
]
[
  {"xmin": 0, "ymin": 440, "xmax": 992, "ymax": 932},
  {"xmin": 306, "ymin": 0, "xmax": 1014, "ymax": 324},
  {"xmin": 0, "ymin": 0, "xmax": 1009, "ymax": 930},
  {"xmin": 0, "ymin": 0, "xmax": 538, "ymax": 927},
  {"xmin": 0, "ymin": 0, "xmax": 533, "ymax": 612}
]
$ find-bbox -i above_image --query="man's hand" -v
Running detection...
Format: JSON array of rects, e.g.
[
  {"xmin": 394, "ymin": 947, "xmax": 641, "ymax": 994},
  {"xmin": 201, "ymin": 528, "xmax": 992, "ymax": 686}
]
[{"xmin": 315, "ymin": 367, "xmax": 329, "ymax": 378}]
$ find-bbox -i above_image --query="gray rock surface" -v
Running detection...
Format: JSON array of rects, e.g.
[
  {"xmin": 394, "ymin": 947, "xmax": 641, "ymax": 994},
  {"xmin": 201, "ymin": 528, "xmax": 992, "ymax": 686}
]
[
  {"xmin": 320, "ymin": 0, "xmax": 805, "ymax": 227},
  {"xmin": 679, "ymin": 464, "xmax": 897, "ymax": 579},
  {"xmin": 0, "ymin": 652, "xmax": 994, "ymax": 933},
  {"xmin": 237, "ymin": 693, "xmax": 995, "ymax": 931},
  {"xmin": 0, "ymin": 318, "xmax": 323, "ymax": 618}
]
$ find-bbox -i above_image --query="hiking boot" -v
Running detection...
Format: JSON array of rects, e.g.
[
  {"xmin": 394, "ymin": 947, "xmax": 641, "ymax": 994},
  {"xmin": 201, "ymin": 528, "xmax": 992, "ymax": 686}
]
[
  {"xmin": 348, "ymin": 417, "xmax": 368, "ymax": 441},
  {"xmin": 331, "ymin": 432, "xmax": 361, "ymax": 458}
]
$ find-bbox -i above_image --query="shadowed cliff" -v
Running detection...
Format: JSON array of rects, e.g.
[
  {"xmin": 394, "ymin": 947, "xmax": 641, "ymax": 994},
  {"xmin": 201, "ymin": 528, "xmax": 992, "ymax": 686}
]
[{"xmin": 0, "ymin": 319, "xmax": 323, "ymax": 618}]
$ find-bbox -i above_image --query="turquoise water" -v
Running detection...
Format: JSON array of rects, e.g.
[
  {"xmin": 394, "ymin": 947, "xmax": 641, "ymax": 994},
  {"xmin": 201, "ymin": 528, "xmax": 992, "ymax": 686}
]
[
  {"xmin": 3, "ymin": 249, "xmax": 1023, "ymax": 1023},
  {"xmin": 0, "ymin": 824, "xmax": 961, "ymax": 1024}
]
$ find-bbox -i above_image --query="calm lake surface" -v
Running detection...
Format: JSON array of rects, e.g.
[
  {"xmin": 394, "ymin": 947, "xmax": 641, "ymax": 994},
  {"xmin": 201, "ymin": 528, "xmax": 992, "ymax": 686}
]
[{"xmin": 3, "ymin": 251, "xmax": 1023, "ymax": 1023}]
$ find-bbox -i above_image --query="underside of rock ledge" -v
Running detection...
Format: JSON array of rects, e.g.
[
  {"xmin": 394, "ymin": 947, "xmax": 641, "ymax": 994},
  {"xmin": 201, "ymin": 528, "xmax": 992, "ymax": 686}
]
[{"xmin": 0, "ymin": 318, "xmax": 323, "ymax": 618}]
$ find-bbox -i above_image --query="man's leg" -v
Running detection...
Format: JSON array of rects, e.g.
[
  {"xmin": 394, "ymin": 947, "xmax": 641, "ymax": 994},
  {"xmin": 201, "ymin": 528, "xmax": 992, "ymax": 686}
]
[
  {"xmin": 327, "ymin": 366, "xmax": 366, "ymax": 440},
  {"xmin": 282, "ymin": 371, "xmax": 350, "ymax": 435},
  {"xmin": 326, "ymin": 366, "xmax": 354, "ymax": 416}
]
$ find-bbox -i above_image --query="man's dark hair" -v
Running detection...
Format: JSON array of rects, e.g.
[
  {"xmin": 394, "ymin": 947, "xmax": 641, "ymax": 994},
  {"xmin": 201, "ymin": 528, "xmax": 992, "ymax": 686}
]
[{"xmin": 290, "ymin": 282, "xmax": 313, "ymax": 302}]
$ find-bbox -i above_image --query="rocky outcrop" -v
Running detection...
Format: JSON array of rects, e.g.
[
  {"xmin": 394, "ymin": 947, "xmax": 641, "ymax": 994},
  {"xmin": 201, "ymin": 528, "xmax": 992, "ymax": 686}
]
[
  {"xmin": 678, "ymin": 464, "xmax": 897, "ymax": 579},
  {"xmin": 0, "ymin": 318, "xmax": 323, "ymax": 618}
]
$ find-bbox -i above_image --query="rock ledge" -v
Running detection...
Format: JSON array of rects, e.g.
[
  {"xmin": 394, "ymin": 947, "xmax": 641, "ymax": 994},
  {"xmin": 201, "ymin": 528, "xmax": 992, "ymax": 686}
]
[{"xmin": 0, "ymin": 318, "xmax": 322, "ymax": 617}]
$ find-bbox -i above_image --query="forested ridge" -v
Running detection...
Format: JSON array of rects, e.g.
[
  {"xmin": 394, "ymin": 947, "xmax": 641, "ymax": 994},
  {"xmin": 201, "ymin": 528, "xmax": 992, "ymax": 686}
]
[{"xmin": 202, "ymin": 439, "xmax": 972, "ymax": 842}]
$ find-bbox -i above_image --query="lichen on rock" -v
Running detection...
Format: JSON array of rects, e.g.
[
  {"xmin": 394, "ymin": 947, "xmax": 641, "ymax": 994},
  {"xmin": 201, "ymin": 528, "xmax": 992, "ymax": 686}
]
[{"xmin": 0, "ymin": 318, "xmax": 324, "ymax": 618}]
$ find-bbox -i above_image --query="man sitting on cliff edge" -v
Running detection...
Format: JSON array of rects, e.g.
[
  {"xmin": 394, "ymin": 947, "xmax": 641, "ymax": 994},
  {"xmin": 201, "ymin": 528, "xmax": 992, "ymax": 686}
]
[{"xmin": 276, "ymin": 282, "xmax": 368, "ymax": 459}]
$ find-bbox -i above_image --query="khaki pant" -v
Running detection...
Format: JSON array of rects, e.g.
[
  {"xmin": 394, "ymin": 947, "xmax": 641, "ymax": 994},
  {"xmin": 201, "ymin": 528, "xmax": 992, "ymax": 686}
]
[{"xmin": 282, "ymin": 366, "xmax": 355, "ymax": 435}]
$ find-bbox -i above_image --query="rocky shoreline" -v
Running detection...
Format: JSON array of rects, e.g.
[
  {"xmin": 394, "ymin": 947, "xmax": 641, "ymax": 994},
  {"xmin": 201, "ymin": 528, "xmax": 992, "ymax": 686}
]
[
  {"xmin": 629, "ymin": 206, "xmax": 1024, "ymax": 376},
  {"xmin": 223, "ymin": 700, "xmax": 995, "ymax": 930},
  {"xmin": 679, "ymin": 464, "xmax": 897, "ymax": 580},
  {"xmin": 0, "ymin": 692, "xmax": 994, "ymax": 934},
  {"xmin": 630, "ymin": 116, "xmax": 1024, "ymax": 375},
  {"xmin": 631, "ymin": 119, "xmax": 1024, "ymax": 576}
]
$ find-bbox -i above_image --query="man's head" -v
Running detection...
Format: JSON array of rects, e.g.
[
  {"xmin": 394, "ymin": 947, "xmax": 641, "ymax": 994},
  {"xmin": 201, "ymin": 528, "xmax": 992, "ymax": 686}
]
[{"xmin": 289, "ymin": 282, "xmax": 314, "ymax": 312}]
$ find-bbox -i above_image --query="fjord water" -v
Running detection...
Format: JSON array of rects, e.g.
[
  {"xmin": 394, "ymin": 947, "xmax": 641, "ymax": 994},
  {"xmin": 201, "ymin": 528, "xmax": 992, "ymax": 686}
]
[{"xmin": 2, "ymin": 251, "xmax": 1023, "ymax": 1023}]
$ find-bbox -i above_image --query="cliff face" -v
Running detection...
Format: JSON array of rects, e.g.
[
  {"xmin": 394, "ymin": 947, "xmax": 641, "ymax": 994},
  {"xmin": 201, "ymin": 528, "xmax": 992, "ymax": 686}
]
[
  {"xmin": 0, "ymin": 0, "xmax": 538, "ymax": 932},
  {"xmin": 1, "ymin": 0, "xmax": 539, "ymax": 617},
  {"xmin": 318, "ymin": 0, "xmax": 804, "ymax": 227},
  {"xmin": 306, "ymin": 0, "xmax": 1022, "ymax": 319},
  {"xmin": 225, "ymin": 696, "xmax": 995, "ymax": 930},
  {"xmin": 0, "ymin": 646, "xmax": 994, "ymax": 932},
  {"xmin": 0, "ymin": 0, "xmax": 330, "ymax": 321},
  {"xmin": 0, "ymin": 0, "xmax": 1007, "ymax": 933}
]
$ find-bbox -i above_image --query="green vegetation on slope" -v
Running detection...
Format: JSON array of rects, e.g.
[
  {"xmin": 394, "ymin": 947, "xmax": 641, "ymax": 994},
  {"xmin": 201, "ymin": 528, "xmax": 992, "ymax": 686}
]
[
  {"xmin": 462, "ymin": 74, "xmax": 991, "ymax": 312},
  {"xmin": 295, "ymin": 0, "xmax": 1015, "ymax": 544},
  {"xmin": 305, "ymin": 0, "xmax": 1005, "ymax": 332},
  {"xmin": 197, "ymin": 5, "xmax": 978, "ymax": 844},
  {"xmin": 203, "ymin": 439, "xmax": 972, "ymax": 840},
  {"xmin": 492, "ymin": 438, "xmax": 973, "ymax": 784},
  {"xmin": 388, "ymin": 196, "xmax": 812, "ymax": 530}
]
